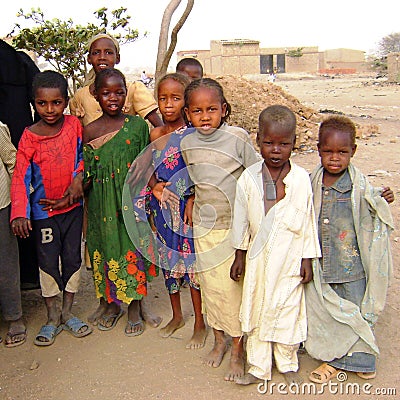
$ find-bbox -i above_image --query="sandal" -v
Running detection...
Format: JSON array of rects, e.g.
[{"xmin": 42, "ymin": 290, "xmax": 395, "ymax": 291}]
[
  {"xmin": 34, "ymin": 324, "xmax": 62, "ymax": 346},
  {"xmin": 5, "ymin": 329, "xmax": 27, "ymax": 348},
  {"xmin": 124, "ymin": 319, "xmax": 145, "ymax": 337},
  {"xmin": 63, "ymin": 317, "xmax": 92, "ymax": 338},
  {"xmin": 97, "ymin": 308, "xmax": 125, "ymax": 331},
  {"xmin": 309, "ymin": 363, "xmax": 339, "ymax": 383},
  {"xmin": 357, "ymin": 371, "xmax": 376, "ymax": 379}
]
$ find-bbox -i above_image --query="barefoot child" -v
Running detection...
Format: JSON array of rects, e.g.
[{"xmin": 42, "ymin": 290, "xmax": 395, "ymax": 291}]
[
  {"xmin": 0, "ymin": 122, "xmax": 26, "ymax": 347},
  {"xmin": 83, "ymin": 68, "xmax": 158, "ymax": 337},
  {"xmin": 149, "ymin": 73, "xmax": 207, "ymax": 348},
  {"xmin": 230, "ymin": 105, "xmax": 321, "ymax": 385},
  {"xmin": 70, "ymin": 33, "xmax": 162, "ymax": 328},
  {"xmin": 305, "ymin": 116, "xmax": 394, "ymax": 383},
  {"xmin": 180, "ymin": 78, "xmax": 259, "ymax": 381},
  {"xmin": 11, "ymin": 71, "xmax": 91, "ymax": 346}
]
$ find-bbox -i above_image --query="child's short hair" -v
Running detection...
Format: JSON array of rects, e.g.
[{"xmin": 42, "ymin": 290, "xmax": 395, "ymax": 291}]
[
  {"xmin": 176, "ymin": 57, "xmax": 203, "ymax": 77},
  {"xmin": 319, "ymin": 116, "xmax": 356, "ymax": 145},
  {"xmin": 258, "ymin": 105, "xmax": 296, "ymax": 135},
  {"xmin": 32, "ymin": 70, "xmax": 68, "ymax": 100},
  {"xmin": 184, "ymin": 78, "xmax": 231, "ymax": 123},
  {"xmin": 94, "ymin": 68, "xmax": 127, "ymax": 91},
  {"xmin": 157, "ymin": 72, "xmax": 191, "ymax": 91}
]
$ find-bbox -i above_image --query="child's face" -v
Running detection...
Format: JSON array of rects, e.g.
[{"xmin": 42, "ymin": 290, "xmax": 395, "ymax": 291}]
[
  {"xmin": 94, "ymin": 75, "xmax": 127, "ymax": 116},
  {"xmin": 184, "ymin": 87, "xmax": 227, "ymax": 135},
  {"xmin": 157, "ymin": 79, "xmax": 185, "ymax": 124},
  {"xmin": 177, "ymin": 65, "xmax": 202, "ymax": 81},
  {"xmin": 257, "ymin": 123, "xmax": 295, "ymax": 170},
  {"xmin": 87, "ymin": 38, "xmax": 120, "ymax": 74},
  {"xmin": 34, "ymin": 87, "xmax": 68, "ymax": 125},
  {"xmin": 318, "ymin": 129, "xmax": 356, "ymax": 177}
]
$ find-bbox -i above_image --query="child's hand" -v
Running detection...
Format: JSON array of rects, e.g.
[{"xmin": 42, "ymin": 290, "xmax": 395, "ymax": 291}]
[
  {"xmin": 11, "ymin": 217, "xmax": 32, "ymax": 238},
  {"xmin": 64, "ymin": 173, "xmax": 83, "ymax": 204},
  {"xmin": 300, "ymin": 258, "xmax": 313, "ymax": 283},
  {"xmin": 381, "ymin": 187, "xmax": 394, "ymax": 204},
  {"xmin": 153, "ymin": 182, "xmax": 180, "ymax": 209},
  {"xmin": 184, "ymin": 195, "xmax": 194, "ymax": 226},
  {"xmin": 39, "ymin": 196, "xmax": 71, "ymax": 211},
  {"xmin": 230, "ymin": 249, "xmax": 246, "ymax": 281}
]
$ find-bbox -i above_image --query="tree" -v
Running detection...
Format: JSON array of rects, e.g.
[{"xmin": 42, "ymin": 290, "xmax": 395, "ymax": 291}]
[
  {"xmin": 286, "ymin": 47, "xmax": 304, "ymax": 58},
  {"xmin": 155, "ymin": 0, "xmax": 195, "ymax": 86},
  {"xmin": 377, "ymin": 32, "xmax": 400, "ymax": 57},
  {"xmin": 9, "ymin": 7, "xmax": 141, "ymax": 95}
]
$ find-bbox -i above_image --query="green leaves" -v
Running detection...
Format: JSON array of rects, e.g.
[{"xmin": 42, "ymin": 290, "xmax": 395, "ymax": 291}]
[{"xmin": 10, "ymin": 7, "xmax": 141, "ymax": 95}]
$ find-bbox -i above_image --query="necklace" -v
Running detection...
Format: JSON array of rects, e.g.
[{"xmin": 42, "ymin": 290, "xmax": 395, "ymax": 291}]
[{"xmin": 265, "ymin": 162, "xmax": 286, "ymax": 201}]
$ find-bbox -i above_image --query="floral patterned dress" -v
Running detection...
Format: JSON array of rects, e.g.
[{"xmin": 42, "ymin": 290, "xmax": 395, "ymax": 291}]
[
  {"xmin": 151, "ymin": 126, "xmax": 198, "ymax": 294},
  {"xmin": 84, "ymin": 115, "xmax": 158, "ymax": 305}
]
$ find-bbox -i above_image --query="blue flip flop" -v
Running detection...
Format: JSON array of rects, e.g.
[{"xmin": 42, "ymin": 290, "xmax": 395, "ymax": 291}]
[
  {"xmin": 34, "ymin": 324, "xmax": 62, "ymax": 346},
  {"xmin": 63, "ymin": 317, "xmax": 93, "ymax": 338},
  {"xmin": 124, "ymin": 319, "xmax": 145, "ymax": 337},
  {"xmin": 97, "ymin": 309, "xmax": 125, "ymax": 331}
]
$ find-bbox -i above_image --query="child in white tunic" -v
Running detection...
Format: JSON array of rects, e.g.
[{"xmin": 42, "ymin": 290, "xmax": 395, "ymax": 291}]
[{"xmin": 230, "ymin": 105, "xmax": 321, "ymax": 385}]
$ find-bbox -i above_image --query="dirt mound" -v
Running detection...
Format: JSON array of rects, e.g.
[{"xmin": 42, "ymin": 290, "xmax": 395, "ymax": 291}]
[{"xmin": 213, "ymin": 75, "xmax": 320, "ymax": 150}]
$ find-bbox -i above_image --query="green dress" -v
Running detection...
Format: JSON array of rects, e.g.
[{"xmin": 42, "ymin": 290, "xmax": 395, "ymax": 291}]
[{"xmin": 84, "ymin": 115, "xmax": 157, "ymax": 304}]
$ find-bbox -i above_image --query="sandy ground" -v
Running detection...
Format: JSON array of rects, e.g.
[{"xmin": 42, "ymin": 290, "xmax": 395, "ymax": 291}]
[{"xmin": 0, "ymin": 75, "xmax": 399, "ymax": 400}]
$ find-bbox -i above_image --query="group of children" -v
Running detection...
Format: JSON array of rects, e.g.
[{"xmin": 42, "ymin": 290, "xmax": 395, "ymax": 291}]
[{"xmin": 0, "ymin": 32, "xmax": 395, "ymax": 388}]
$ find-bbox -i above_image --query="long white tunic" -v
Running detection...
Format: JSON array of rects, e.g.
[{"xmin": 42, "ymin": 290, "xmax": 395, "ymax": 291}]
[{"xmin": 231, "ymin": 160, "xmax": 321, "ymax": 344}]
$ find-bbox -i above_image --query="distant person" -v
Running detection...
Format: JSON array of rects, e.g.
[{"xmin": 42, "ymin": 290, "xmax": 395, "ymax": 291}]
[
  {"xmin": 11, "ymin": 71, "xmax": 91, "ymax": 346},
  {"xmin": 0, "ymin": 39, "xmax": 40, "ymax": 289},
  {"xmin": 306, "ymin": 116, "xmax": 394, "ymax": 383},
  {"xmin": 230, "ymin": 105, "xmax": 320, "ymax": 386},
  {"xmin": 140, "ymin": 70, "xmax": 152, "ymax": 85},
  {"xmin": 0, "ymin": 122, "xmax": 26, "ymax": 347},
  {"xmin": 176, "ymin": 57, "xmax": 203, "ymax": 81}
]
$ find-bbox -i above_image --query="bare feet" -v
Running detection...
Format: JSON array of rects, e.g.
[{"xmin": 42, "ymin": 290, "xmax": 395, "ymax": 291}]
[
  {"xmin": 186, "ymin": 326, "xmax": 208, "ymax": 349},
  {"xmin": 160, "ymin": 318, "xmax": 185, "ymax": 338},
  {"xmin": 88, "ymin": 299, "xmax": 108, "ymax": 325},
  {"xmin": 283, "ymin": 371, "xmax": 303, "ymax": 386},
  {"xmin": 224, "ymin": 344, "xmax": 245, "ymax": 381},
  {"xmin": 204, "ymin": 330, "xmax": 228, "ymax": 368},
  {"xmin": 140, "ymin": 298, "xmax": 162, "ymax": 328},
  {"xmin": 235, "ymin": 373, "xmax": 263, "ymax": 385}
]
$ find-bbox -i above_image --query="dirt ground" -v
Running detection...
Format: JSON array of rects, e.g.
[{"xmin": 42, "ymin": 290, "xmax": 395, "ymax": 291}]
[{"xmin": 0, "ymin": 74, "xmax": 399, "ymax": 400}]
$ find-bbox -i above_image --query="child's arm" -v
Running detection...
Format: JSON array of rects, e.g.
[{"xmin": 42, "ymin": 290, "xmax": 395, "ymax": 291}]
[
  {"xmin": 300, "ymin": 258, "xmax": 313, "ymax": 283},
  {"xmin": 230, "ymin": 249, "xmax": 247, "ymax": 281},
  {"xmin": 11, "ymin": 217, "xmax": 31, "ymax": 239},
  {"xmin": 146, "ymin": 109, "xmax": 163, "ymax": 128},
  {"xmin": 64, "ymin": 172, "xmax": 84, "ymax": 204},
  {"xmin": 381, "ymin": 186, "xmax": 394, "ymax": 204},
  {"xmin": 184, "ymin": 194, "xmax": 194, "ymax": 226}
]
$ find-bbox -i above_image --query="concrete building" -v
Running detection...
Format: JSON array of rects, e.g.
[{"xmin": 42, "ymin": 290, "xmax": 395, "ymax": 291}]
[{"xmin": 177, "ymin": 39, "xmax": 368, "ymax": 76}]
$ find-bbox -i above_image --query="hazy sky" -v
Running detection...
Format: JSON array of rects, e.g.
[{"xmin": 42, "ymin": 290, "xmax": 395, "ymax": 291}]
[{"xmin": 1, "ymin": 0, "xmax": 398, "ymax": 72}]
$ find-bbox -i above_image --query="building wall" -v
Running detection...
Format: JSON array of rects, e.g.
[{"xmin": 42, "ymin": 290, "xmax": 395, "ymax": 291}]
[
  {"xmin": 285, "ymin": 53, "xmax": 320, "ymax": 73},
  {"xmin": 210, "ymin": 40, "xmax": 260, "ymax": 75},
  {"xmin": 177, "ymin": 42, "xmax": 367, "ymax": 76}
]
